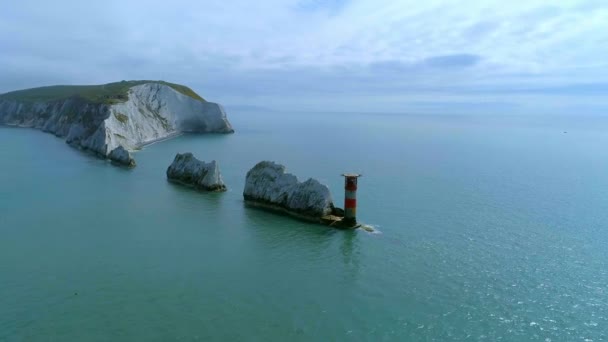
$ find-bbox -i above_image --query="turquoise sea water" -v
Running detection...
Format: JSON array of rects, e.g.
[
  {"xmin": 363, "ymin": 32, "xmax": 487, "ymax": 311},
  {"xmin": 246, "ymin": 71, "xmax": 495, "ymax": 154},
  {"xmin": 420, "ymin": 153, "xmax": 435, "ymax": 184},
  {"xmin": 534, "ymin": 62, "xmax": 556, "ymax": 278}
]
[{"xmin": 2, "ymin": 111, "xmax": 608, "ymax": 341}]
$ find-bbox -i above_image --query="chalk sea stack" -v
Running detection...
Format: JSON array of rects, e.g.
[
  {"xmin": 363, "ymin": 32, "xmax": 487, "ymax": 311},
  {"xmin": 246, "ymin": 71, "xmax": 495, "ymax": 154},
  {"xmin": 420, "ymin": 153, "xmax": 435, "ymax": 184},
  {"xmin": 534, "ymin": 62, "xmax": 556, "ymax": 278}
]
[
  {"xmin": 0, "ymin": 80, "xmax": 234, "ymax": 167},
  {"xmin": 243, "ymin": 161, "xmax": 342, "ymax": 222},
  {"xmin": 166, "ymin": 153, "xmax": 226, "ymax": 192}
]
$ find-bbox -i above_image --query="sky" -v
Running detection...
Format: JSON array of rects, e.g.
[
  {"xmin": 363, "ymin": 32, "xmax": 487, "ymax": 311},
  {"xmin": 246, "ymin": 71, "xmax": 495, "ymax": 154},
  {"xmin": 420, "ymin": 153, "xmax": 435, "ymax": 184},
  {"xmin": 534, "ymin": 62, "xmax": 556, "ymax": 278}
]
[{"xmin": 1, "ymin": 0, "xmax": 607, "ymax": 114}]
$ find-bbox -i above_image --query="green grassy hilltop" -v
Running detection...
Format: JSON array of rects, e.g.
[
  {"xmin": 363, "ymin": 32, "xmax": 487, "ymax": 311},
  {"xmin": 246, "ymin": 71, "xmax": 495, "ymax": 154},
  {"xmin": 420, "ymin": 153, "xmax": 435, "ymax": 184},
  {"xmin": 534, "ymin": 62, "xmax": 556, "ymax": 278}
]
[{"xmin": 0, "ymin": 80, "xmax": 205, "ymax": 104}]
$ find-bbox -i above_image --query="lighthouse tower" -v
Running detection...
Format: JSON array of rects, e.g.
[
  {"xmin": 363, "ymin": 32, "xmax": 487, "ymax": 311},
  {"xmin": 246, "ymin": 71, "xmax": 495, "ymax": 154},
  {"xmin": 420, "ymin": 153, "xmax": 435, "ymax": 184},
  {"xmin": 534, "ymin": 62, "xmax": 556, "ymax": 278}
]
[{"xmin": 341, "ymin": 173, "xmax": 361, "ymax": 227}]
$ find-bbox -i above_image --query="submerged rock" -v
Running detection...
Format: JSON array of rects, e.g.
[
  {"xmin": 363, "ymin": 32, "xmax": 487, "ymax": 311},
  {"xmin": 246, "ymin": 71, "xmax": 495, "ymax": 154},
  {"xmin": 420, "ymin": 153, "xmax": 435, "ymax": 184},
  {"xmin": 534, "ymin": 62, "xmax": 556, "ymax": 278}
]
[
  {"xmin": 166, "ymin": 153, "xmax": 226, "ymax": 192},
  {"xmin": 243, "ymin": 161, "xmax": 337, "ymax": 221},
  {"xmin": 108, "ymin": 145, "xmax": 136, "ymax": 168}
]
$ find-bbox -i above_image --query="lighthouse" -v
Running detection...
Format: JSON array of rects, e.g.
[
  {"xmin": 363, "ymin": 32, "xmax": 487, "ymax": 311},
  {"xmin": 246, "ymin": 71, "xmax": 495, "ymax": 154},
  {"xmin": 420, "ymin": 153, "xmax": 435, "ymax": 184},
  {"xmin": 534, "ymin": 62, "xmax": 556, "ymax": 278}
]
[{"xmin": 341, "ymin": 173, "xmax": 361, "ymax": 227}]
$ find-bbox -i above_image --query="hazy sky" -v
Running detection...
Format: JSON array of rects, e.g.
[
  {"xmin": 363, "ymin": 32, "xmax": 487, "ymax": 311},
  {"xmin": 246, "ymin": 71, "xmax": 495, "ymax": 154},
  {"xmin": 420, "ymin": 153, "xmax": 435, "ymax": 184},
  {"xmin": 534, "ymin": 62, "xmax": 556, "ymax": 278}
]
[{"xmin": 2, "ymin": 0, "xmax": 607, "ymax": 113}]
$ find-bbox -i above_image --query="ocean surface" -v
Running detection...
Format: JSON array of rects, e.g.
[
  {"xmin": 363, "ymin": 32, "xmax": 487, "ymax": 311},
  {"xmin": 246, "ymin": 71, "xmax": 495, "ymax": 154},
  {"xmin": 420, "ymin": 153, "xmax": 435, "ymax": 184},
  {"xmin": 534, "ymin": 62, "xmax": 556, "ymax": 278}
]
[{"xmin": 2, "ymin": 110, "xmax": 608, "ymax": 341}]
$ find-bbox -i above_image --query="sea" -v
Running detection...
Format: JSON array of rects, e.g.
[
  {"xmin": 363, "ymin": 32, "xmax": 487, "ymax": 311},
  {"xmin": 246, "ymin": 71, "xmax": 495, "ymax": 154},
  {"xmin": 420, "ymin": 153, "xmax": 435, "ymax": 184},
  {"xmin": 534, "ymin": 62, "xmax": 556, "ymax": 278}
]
[{"xmin": 1, "ymin": 110, "xmax": 608, "ymax": 341}]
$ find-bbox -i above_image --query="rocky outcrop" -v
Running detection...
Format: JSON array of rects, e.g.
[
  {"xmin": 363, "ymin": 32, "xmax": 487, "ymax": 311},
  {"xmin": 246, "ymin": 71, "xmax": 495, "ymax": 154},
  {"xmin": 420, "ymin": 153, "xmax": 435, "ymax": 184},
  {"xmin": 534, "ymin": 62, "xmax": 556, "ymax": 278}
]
[
  {"xmin": 166, "ymin": 153, "xmax": 226, "ymax": 192},
  {"xmin": 108, "ymin": 145, "xmax": 136, "ymax": 168},
  {"xmin": 243, "ymin": 161, "xmax": 338, "ymax": 221},
  {"xmin": 0, "ymin": 82, "xmax": 234, "ymax": 166}
]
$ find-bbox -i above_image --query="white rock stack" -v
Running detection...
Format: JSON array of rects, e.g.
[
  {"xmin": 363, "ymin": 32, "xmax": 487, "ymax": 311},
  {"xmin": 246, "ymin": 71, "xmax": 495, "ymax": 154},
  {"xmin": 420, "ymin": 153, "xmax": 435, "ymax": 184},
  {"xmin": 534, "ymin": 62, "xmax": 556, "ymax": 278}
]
[
  {"xmin": 166, "ymin": 153, "xmax": 226, "ymax": 192},
  {"xmin": 243, "ymin": 161, "xmax": 336, "ymax": 221}
]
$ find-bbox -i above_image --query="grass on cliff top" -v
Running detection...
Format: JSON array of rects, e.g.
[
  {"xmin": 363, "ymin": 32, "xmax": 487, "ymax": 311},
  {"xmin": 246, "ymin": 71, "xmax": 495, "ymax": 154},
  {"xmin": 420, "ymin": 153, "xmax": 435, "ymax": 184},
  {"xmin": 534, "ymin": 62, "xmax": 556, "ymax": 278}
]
[{"xmin": 0, "ymin": 80, "xmax": 205, "ymax": 104}]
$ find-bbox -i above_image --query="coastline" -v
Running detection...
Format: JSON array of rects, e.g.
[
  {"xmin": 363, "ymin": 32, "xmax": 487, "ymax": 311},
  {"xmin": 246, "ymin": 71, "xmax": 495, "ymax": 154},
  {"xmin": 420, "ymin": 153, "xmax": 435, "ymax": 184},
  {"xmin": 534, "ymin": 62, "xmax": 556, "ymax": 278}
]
[
  {"xmin": 134, "ymin": 130, "xmax": 235, "ymax": 151},
  {"xmin": 134, "ymin": 132, "xmax": 184, "ymax": 150}
]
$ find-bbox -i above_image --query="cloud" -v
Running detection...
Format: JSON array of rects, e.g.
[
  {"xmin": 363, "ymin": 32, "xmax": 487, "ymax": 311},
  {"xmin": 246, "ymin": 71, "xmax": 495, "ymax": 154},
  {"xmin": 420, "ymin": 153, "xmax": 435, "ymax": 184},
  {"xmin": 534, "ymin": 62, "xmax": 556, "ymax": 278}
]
[
  {"xmin": 0, "ymin": 0, "xmax": 607, "ymax": 114},
  {"xmin": 294, "ymin": 0, "xmax": 349, "ymax": 13},
  {"xmin": 463, "ymin": 21, "xmax": 499, "ymax": 39},
  {"xmin": 423, "ymin": 54, "xmax": 482, "ymax": 68}
]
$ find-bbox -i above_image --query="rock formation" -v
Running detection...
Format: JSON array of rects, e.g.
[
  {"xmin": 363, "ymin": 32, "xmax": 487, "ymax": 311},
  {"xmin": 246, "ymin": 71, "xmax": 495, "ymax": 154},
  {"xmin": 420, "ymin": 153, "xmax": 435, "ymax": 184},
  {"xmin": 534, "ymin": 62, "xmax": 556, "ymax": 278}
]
[
  {"xmin": 166, "ymin": 153, "xmax": 226, "ymax": 192},
  {"xmin": 243, "ymin": 161, "xmax": 339, "ymax": 221},
  {"xmin": 0, "ymin": 81, "xmax": 234, "ymax": 167},
  {"xmin": 108, "ymin": 145, "xmax": 136, "ymax": 168}
]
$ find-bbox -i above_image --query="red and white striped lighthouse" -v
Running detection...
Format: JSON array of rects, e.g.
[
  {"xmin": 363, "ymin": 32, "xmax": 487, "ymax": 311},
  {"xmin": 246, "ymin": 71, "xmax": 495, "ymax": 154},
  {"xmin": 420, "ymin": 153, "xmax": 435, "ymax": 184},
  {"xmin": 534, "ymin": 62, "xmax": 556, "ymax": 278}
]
[{"xmin": 342, "ymin": 173, "xmax": 361, "ymax": 227}]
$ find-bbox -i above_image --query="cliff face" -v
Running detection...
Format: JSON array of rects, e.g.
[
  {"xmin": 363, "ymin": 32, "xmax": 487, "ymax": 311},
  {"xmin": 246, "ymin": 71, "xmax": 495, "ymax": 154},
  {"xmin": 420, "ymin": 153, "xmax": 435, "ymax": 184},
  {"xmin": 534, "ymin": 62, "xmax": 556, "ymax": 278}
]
[
  {"xmin": 0, "ymin": 82, "xmax": 233, "ymax": 163},
  {"xmin": 243, "ymin": 161, "xmax": 336, "ymax": 221},
  {"xmin": 0, "ymin": 96, "xmax": 111, "ymax": 155},
  {"xmin": 104, "ymin": 83, "xmax": 233, "ymax": 153}
]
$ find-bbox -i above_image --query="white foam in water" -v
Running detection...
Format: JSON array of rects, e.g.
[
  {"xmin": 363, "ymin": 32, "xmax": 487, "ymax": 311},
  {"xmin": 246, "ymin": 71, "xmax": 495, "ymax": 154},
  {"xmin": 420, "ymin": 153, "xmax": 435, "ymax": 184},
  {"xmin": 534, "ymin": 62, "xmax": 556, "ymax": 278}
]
[{"xmin": 359, "ymin": 223, "xmax": 381, "ymax": 234}]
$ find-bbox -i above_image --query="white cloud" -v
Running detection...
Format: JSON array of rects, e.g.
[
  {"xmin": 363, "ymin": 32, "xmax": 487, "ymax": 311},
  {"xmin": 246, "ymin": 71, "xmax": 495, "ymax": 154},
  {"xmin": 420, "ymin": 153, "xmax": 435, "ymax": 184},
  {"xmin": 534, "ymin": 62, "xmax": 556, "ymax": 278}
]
[{"xmin": 1, "ymin": 0, "xmax": 607, "ymax": 113}]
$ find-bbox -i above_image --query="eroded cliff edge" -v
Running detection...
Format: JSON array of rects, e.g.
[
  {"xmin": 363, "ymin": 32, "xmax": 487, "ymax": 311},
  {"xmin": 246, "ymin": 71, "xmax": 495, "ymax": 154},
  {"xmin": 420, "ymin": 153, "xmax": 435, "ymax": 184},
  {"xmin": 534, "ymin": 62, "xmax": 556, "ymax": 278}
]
[{"xmin": 0, "ymin": 81, "xmax": 234, "ymax": 165}]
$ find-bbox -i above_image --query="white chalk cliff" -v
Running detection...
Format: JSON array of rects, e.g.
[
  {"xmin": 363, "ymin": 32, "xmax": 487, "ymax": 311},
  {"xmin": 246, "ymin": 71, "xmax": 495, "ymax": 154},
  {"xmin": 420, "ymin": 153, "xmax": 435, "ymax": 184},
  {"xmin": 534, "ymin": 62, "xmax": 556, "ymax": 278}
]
[
  {"xmin": 243, "ymin": 161, "xmax": 336, "ymax": 220},
  {"xmin": 167, "ymin": 153, "xmax": 226, "ymax": 191},
  {"xmin": 0, "ymin": 82, "xmax": 233, "ymax": 166}
]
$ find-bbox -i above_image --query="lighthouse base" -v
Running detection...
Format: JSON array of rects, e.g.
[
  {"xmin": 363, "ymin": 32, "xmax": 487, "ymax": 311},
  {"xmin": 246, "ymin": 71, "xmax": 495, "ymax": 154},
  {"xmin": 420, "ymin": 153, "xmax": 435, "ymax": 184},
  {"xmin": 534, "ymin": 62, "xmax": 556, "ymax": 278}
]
[{"xmin": 320, "ymin": 215, "xmax": 360, "ymax": 229}]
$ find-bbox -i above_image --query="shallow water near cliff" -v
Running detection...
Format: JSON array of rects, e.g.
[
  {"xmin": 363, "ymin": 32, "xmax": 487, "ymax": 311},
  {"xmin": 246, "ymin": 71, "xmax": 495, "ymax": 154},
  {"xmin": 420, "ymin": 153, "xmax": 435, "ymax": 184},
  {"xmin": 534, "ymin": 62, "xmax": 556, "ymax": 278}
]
[{"xmin": 2, "ymin": 111, "xmax": 608, "ymax": 341}]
